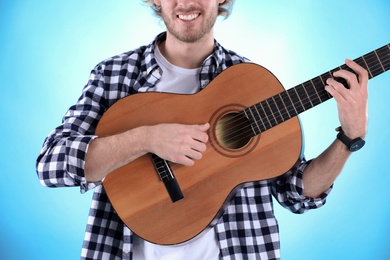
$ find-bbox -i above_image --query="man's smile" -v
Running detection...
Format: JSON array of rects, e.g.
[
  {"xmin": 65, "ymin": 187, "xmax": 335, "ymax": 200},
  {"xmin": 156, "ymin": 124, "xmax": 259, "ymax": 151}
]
[{"xmin": 178, "ymin": 13, "xmax": 200, "ymax": 22}]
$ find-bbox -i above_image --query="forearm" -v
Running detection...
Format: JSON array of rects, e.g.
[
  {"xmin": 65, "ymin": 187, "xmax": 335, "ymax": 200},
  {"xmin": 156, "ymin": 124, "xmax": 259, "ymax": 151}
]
[
  {"xmin": 302, "ymin": 59, "xmax": 369, "ymax": 198},
  {"xmin": 302, "ymin": 139, "xmax": 351, "ymax": 198},
  {"xmin": 84, "ymin": 123, "xmax": 210, "ymax": 183},
  {"xmin": 84, "ymin": 126, "xmax": 149, "ymax": 183}
]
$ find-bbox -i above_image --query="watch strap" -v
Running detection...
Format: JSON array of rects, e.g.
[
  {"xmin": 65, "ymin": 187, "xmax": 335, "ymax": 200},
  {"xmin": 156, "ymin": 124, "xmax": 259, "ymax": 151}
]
[{"xmin": 336, "ymin": 127, "xmax": 365, "ymax": 152}]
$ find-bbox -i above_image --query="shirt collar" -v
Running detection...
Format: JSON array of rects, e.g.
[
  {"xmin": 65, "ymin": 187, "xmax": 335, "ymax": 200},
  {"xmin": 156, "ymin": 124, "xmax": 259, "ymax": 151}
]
[{"xmin": 143, "ymin": 32, "xmax": 224, "ymax": 75}]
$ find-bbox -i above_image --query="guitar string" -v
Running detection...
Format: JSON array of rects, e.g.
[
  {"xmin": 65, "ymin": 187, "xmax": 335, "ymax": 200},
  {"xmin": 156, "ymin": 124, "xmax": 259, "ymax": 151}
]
[
  {"xmin": 224, "ymin": 50, "xmax": 389, "ymax": 132},
  {"xmin": 182, "ymin": 45, "xmax": 388, "ymax": 148},
  {"xmin": 208, "ymin": 49, "xmax": 390, "ymax": 147},
  {"xmin": 209, "ymin": 59, "xmax": 390, "ymax": 148},
  {"xmin": 211, "ymin": 52, "xmax": 390, "ymax": 144},
  {"xmin": 166, "ymin": 48, "xmax": 390, "ymax": 172}
]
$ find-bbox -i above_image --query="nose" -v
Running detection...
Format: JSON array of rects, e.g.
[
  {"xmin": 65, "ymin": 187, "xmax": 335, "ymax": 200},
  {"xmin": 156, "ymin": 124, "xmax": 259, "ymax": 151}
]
[{"xmin": 176, "ymin": 0, "xmax": 196, "ymax": 8}]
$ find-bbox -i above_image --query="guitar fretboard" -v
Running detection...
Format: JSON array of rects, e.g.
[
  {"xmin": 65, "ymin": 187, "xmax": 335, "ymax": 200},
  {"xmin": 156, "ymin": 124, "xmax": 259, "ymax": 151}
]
[{"xmin": 244, "ymin": 44, "xmax": 390, "ymax": 135}]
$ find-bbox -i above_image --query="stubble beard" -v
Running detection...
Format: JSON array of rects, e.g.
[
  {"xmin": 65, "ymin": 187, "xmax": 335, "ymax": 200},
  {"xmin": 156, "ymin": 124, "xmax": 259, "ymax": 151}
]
[{"xmin": 161, "ymin": 7, "xmax": 219, "ymax": 43}]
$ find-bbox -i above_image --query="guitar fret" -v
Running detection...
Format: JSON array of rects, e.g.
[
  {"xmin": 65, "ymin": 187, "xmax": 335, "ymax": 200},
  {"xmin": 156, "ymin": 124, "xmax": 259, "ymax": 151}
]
[
  {"xmin": 249, "ymin": 104, "xmax": 265, "ymax": 132},
  {"xmin": 288, "ymin": 88, "xmax": 304, "ymax": 114},
  {"xmin": 259, "ymin": 102, "xmax": 273, "ymax": 129},
  {"xmin": 256, "ymin": 103, "xmax": 272, "ymax": 130},
  {"xmin": 270, "ymin": 97, "xmax": 284, "ymax": 124},
  {"xmin": 296, "ymin": 83, "xmax": 311, "ymax": 110},
  {"xmin": 374, "ymin": 50, "xmax": 386, "ymax": 72},
  {"xmin": 302, "ymin": 83, "xmax": 313, "ymax": 107},
  {"xmin": 295, "ymin": 87, "xmax": 306, "ymax": 111},
  {"xmin": 245, "ymin": 107, "xmax": 262, "ymax": 135},
  {"xmin": 319, "ymin": 72, "xmax": 333, "ymax": 99},
  {"xmin": 384, "ymin": 44, "xmax": 390, "ymax": 70},
  {"xmin": 380, "ymin": 45, "xmax": 390, "ymax": 70},
  {"xmin": 152, "ymin": 154, "xmax": 173, "ymax": 181},
  {"xmin": 316, "ymin": 74, "xmax": 328, "ymax": 102},
  {"xmin": 263, "ymin": 100, "xmax": 277, "ymax": 127},
  {"xmin": 274, "ymin": 94, "xmax": 290, "ymax": 121},
  {"xmin": 310, "ymin": 77, "xmax": 325, "ymax": 103},
  {"xmin": 252, "ymin": 105, "xmax": 267, "ymax": 132},
  {"xmin": 280, "ymin": 91, "xmax": 297, "ymax": 118},
  {"xmin": 361, "ymin": 56, "xmax": 373, "ymax": 78},
  {"xmin": 318, "ymin": 73, "xmax": 327, "ymax": 86},
  {"xmin": 355, "ymin": 57, "xmax": 367, "ymax": 72},
  {"xmin": 364, "ymin": 51, "xmax": 383, "ymax": 78},
  {"xmin": 373, "ymin": 45, "xmax": 390, "ymax": 75},
  {"xmin": 303, "ymin": 81, "xmax": 320, "ymax": 107}
]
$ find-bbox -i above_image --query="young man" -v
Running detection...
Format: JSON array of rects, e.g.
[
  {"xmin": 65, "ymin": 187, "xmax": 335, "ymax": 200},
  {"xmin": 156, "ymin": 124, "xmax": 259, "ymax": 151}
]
[{"xmin": 36, "ymin": 0, "xmax": 368, "ymax": 259}]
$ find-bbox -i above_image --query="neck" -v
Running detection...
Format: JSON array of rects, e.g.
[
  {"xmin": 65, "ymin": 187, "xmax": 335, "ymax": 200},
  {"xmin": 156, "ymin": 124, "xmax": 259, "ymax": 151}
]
[{"xmin": 158, "ymin": 31, "xmax": 215, "ymax": 69}]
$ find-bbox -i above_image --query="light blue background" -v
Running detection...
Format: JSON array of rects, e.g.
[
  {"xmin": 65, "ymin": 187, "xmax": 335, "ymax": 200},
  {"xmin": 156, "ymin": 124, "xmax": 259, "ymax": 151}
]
[{"xmin": 1, "ymin": 1, "xmax": 389, "ymax": 259}]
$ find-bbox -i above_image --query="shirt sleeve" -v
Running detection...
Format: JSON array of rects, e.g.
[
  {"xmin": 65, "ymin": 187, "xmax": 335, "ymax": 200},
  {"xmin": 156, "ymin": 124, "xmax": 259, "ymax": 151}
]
[
  {"xmin": 36, "ymin": 65, "xmax": 108, "ymax": 193},
  {"xmin": 271, "ymin": 158, "xmax": 333, "ymax": 214}
]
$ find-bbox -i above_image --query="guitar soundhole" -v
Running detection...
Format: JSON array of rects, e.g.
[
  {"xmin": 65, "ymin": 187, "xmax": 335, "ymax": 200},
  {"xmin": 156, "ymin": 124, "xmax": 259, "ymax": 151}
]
[{"xmin": 216, "ymin": 112, "xmax": 252, "ymax": 150}]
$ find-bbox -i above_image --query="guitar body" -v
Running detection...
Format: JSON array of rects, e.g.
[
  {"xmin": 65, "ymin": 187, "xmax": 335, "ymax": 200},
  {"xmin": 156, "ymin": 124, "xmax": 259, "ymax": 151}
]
[{"xmin": 96, "ymin": 63, "xmax": 303, "ymax": 245}]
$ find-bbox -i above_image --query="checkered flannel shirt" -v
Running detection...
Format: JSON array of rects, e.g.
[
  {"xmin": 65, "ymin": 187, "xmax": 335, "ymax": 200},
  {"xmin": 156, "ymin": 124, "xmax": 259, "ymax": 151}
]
[{"xmin": 36, "ymin": 32, "xmax": 332, "ymax": 260}]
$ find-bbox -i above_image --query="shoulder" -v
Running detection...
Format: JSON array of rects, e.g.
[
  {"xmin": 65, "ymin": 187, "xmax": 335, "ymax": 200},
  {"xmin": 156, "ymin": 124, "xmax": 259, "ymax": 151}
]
[
  {"xmin": 95, "ymin": 45, "xmax": 149, "ymax": 73},
  {"xmin": 83, "ymin": 39, "xmax": 157, "ymax": 102},
  {"xmin": 214, "ymin": 41, "xmax": 251, "ymax": 66},
  {"xmin": 94, "ymin": 32, "xmax": 164, "ymax": 74}
]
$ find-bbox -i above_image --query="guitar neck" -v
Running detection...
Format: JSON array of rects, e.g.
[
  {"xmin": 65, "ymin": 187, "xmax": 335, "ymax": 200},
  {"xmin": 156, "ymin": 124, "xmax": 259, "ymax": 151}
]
[{"xmin": 244, "ymin": 44, "xmax": 390, "ymax": 135}]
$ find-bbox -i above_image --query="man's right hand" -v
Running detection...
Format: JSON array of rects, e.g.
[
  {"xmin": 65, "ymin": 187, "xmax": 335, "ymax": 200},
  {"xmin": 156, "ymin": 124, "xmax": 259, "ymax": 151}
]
[{"xmin": 145, "ymin": 123, "xmax": 210, "ymax": 166}]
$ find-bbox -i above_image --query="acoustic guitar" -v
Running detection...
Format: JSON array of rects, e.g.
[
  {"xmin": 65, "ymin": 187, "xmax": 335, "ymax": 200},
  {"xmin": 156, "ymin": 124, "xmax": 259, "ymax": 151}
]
[{"xmin": 96, "ymin": 44, "xmax": 389, "ymax": 245}]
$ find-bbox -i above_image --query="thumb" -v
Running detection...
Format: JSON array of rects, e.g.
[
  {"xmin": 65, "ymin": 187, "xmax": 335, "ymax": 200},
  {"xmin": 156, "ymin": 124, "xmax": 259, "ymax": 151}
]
[{"xmin": 198, "ymin": 123, "xmax": 210, "ymax": 131}]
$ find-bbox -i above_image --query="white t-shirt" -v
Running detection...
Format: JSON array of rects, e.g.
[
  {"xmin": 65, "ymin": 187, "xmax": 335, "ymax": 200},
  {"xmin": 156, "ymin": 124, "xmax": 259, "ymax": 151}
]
[
  {"xmin": 132, "ymin": 45, "xmax": 220, "ymax": 260},
  {"xmin": 138, "ymin": 44, "xmax": 201, "ymax": 94},
  {"xmin": 132, "ymin": 228, "xmax": 219, "ymax": 260}
]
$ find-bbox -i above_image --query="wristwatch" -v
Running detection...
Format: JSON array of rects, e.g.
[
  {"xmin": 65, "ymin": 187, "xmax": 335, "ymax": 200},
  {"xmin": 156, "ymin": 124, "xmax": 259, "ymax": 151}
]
[{"xmin": 336, "ymin": 127, "xmax": 365, "ymax": 152}]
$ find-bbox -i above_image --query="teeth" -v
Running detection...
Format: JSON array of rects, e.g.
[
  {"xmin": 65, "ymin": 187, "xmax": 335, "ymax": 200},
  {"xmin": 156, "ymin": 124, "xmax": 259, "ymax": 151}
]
[{"xmin": 178, "ymin": 14, "xmax": 199, "ymax": 21}]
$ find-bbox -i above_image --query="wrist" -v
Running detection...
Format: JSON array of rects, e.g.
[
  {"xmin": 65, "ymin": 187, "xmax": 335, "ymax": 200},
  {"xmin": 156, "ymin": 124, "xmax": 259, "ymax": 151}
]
[
  {"xmin": 123, "ymin": 126, "xmax": 151, "ymax": 155},
  {"xmin": 335, "ymin": 127, "xmax": 365, "ymax": 152}
]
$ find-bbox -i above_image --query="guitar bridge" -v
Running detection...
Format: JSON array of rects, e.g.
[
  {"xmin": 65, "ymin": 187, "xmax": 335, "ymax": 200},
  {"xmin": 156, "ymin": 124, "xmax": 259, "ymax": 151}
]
[{"xmin": 151, "ymin": 154, "xmax": 184, "ymax": 203}]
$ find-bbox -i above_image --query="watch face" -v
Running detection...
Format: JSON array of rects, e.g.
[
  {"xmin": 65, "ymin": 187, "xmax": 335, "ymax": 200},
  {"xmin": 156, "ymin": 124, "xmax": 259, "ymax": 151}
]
[{"xmin": 350, "ymin": 139, "xmax": 366, "ymax": 152}]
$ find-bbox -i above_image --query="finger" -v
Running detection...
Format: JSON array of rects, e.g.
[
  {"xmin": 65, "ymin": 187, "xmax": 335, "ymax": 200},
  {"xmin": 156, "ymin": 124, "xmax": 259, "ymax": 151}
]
[
  {"xmin": 191, "ymin": 124, "xmax": 210, "ymax": 143},
  {"xmin": 326, "ymin": 78, "xmax": 349, "ymax": 101},
  {"xmin": 332, "ymin": 69, "xmax": 358, "ymax": 86},
  {"xmin": 179, "ymin": 156, "xmax": 195, "ymax": 167},
  {"xmin": 179, "ymin": 148, "xmax": 203, "ymax": 165},
  {"xmin": 345, "ymin": 58, "xmax": 369, "ymax": 86},
  {"xmin": 332, "ymin": 59, "xmax": 368, "ymax": 89},
  {"xmin": 202, "ymin": 123, "xmax": 210, "ymax": 130},
  {"xmin": 325, "ymin": 83, "xmax": 345, "ymax": 103},
  {"xmin": 191, "ymin": 141, "xmax": 207, "ymax": 153},
  {"xmin": 196, "ymin": 123, "xmax": 210, "ymax": 132},
  {"xmin": 187, "ymin": 149, "xmax": 203, "ymax": 161}
]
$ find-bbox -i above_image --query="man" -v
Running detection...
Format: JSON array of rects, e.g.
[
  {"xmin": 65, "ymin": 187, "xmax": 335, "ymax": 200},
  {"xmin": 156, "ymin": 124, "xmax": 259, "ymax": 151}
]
[{"xmin": 36, "ymin": 0, "xmax": 368, "ymax": 259}]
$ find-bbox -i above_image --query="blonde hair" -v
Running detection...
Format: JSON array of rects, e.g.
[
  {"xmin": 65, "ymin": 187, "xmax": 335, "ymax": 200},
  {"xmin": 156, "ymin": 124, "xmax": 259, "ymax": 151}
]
[{"xmin": 142, "ymin": 0, "xmax": 235, "ymax": 19}]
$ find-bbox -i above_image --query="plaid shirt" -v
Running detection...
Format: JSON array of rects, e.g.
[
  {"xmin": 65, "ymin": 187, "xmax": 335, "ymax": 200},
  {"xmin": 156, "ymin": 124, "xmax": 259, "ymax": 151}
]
[{"xmin": 36, "ymin": 32, "xmax": 331, "ymax": 260}]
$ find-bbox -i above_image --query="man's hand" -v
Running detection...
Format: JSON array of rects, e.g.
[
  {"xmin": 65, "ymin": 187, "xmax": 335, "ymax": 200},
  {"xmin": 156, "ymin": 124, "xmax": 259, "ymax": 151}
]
[
  {"xmin": 325, "ymin": 58, "xmax": 369, "ymax": 139},
  {"xmin": 146, "ymin": 123, "xmax": 210, "ymax": 166}
]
